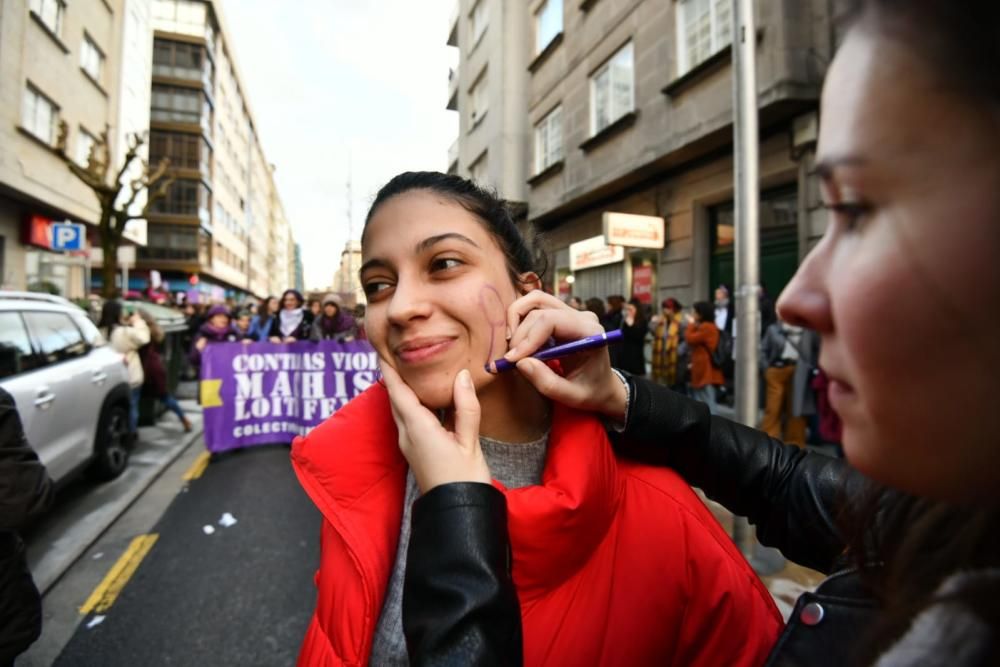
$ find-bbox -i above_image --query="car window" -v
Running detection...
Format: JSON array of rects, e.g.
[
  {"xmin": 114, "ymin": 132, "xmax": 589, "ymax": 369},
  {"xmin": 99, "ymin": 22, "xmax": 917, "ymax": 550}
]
[
  {"xmin": 0, "ymin": 312, "xmax": 43, "ymax": 379},
  {"xmin": 69, "ymin": 310, "xmax": 105, "ymax": 347},
  {"xmin": 23, "ymin": 311, "xmax": 88, "ymax": 366}
]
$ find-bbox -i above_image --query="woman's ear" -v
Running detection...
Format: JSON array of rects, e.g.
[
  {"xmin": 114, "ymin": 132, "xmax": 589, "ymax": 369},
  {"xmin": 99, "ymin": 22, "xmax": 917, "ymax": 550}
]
[{"xmin": 517, "ymin": 272, "xmax": 542, "ymax": 294}]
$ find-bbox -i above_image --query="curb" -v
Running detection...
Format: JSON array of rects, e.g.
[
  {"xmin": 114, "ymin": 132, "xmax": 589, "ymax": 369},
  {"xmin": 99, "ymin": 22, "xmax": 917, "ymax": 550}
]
[{"xmin": 28, "ymin": 413, "xmax": 205, "ymax": 595}]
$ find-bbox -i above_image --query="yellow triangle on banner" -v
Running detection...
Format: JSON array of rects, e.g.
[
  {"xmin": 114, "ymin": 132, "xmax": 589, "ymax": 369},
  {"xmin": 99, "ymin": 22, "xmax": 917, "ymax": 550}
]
[{"xmin": 200, "ymin": 379, "xmax": 223, "ymax": 407}]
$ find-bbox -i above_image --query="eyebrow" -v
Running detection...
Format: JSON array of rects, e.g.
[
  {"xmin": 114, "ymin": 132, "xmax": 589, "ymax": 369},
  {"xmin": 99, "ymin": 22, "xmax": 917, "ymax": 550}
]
[
  {"xmin": 810, "ymin": 154, "xmax": 869, "ymax": 179},
  {"xmin": 358, "ymin": 233, "xmax": 481, "ymax": 280}
]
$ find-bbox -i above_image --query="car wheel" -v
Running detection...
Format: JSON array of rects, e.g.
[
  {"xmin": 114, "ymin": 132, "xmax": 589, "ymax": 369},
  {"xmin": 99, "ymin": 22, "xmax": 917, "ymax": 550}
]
[{"xmin": 89, "ymin": 403, "xmax": 131, "ymax": 481}]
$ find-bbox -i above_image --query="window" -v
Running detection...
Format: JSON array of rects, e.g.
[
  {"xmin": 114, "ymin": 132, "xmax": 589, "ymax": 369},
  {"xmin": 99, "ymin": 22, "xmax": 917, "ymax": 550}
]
[
  {"xmin": 76, "ymin": 127, "xmax": 97, "ymax": 167},
  {"xmin": 469, "ymin": 0, "xmax": 488, "ymax": 46},
  {"xmin": 590, "ymin": 42, "xmax": 634, "ymax": 136},
  {"xmin": 149, "ymin": 130, "xmax": 211, "ymax": 173},
  {"xmin": 29, "ymin": 0, "xmax": 64, "ymax": 36},
  {"xmin": 81, "ymin": 34, "xmax": 105, "ymax": 82},
  {"xmin": 151, "ymin": 84, "xmax": 212, "ymax": 132},
  {"xmin": 0, "ymin": 313, "xmax": 41, "ymax": 379},
  {"xmin": 150, "ymin": 179, "xmax": 211, "ymax": 219},
  {"xmin": 69, "ymin": 311, "xmax": 104, "ymax": 347},
  {"xmin": 470, "ymin": 151, "xmax": 489, "ymax": 185},
  {"xmin": 470, "ymin": 72, "xmax": 488, "ymax": 126},
  {"xmin": 141, "ymin": 223, "xmax": 199, "ymax": 261},
  {"xmin": 22, "ymin": 85, "xmax": 58, "ymax": 145},
  {"xmin": 535, "ymin": 0, "xmax": 563, "ymax": 54},
  {"xmin": 153, "ymin": 39, "xmax": 213, "ymax": 86},
  {"xmin": 153, "ymin": 0, "xmax": 207, "ymax": 30},
  {"xmin": 534, "ymin": 106, "xmax": 563, "ymax": 173},
  {"xmin": 676, "ymin": 0, "xmax": 732, "ymax": 75},
  {"xmin": 23, "ymin": 312, "xmax": 87, "ymax": 366}
]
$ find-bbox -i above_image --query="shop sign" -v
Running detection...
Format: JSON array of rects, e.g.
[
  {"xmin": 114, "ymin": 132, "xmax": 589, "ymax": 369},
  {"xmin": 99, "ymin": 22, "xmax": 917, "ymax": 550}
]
[
  {"xmin": 632, "ymin": 265, "xmax": 654, "ymax": 304},
  {"xmin": 602, "ymin": 212, "xmax": 665, "ymax": 249},
  {"xmin": 569, "ymin": 235, "xmax": 625, "ymax": 271},
  {"xmin": 22, "ymin": 214, "xmax": 53, "ymax": 249}
]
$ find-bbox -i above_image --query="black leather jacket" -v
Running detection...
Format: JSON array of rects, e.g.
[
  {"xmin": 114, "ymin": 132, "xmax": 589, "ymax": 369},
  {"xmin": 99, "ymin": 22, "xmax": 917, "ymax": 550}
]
[{"xmin": 402, "ymin": 377, "xmax": 880, "ymax": 666}]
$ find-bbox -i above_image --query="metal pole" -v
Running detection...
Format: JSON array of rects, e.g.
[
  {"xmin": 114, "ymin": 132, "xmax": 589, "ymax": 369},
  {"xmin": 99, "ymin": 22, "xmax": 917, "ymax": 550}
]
[{"xmin": 730, "ymin": 0, "xmax": 761, "ymax": 558}]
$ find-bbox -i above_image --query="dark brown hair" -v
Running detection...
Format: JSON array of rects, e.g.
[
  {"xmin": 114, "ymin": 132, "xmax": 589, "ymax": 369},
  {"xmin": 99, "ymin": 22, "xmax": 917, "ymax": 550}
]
[{"xmin": 363, "ymin": 172, "xmax": 547, "ymax": 289}]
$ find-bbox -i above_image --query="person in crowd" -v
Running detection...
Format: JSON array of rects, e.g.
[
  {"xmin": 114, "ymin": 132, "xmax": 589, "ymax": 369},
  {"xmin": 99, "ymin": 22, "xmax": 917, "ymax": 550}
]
[
  {"xmin": 0, "ymin": 388, "xmax": 54, "ymax": 665},
  {"xmin": 603, "ymin": 294, "xmax": 625, "ymax": 330},
  {"xmin": 307, "ymin": 297, "xmax": 322, "ymax": 319},
  {"xmin": 566, "ymin": 296, "xmax": 584, "ymax": 311},
  {"xmin": 136, "ymin": 310, "xmax": 192, "ymax": 433},
  {"xmin": 650, "ymin": 297, "xmax": 686, "ymax": 390},
  {"xmin": 269, "ymin": 289, "xmax": 313, "ymax": 342},
  {"xmin": 394, "ymin": 2, "xmax": 1000, "ymax": 664},
  {"xmin": 713, "ymin": 284, "xmax": 736, "ymax": 403},
  {"xmin": 309, "ymin": 295, "xmax": 357, "ymax": 342},
  {"xmin": 98, "ymin": 301, "xmax": 150, "ymax": 435},
  {"xmin": 290, "ymin": 171, "xmax": 782, "ymax": 666},
  {"xmin": 230, "ymin": 310, "xmax": 255, "ymax": 342},
  {"xmin": 759, "ymin": 319, "xmax": 808, "ymax": 445},
  {"xmin": 584, "ymin": 296, "xmax": 605, "ymax": 322},
  {"xmin": 619, "ymin": 297, "xmax": 648, "ymax": 376},
  {"xmin": 189, "ymin": 304, "xmax": 239, "ymax": 370},
  {"xmin": 759, "ymin": 281, "xmax": 777, "ymax": 337},
  {"xmin": 713, "ymin": 284, "xmax": 734, "ymax": 334},
  {"xmin": 249, "ymin": 295, "xmax": 279, "ymax": 342},
  {"xmin": 683, "ymin": 301, "xmax": 724, "ymax": 414},
  {"xmin": 352, "ymin": 303, "xmax": 367, "ymax": 341}
]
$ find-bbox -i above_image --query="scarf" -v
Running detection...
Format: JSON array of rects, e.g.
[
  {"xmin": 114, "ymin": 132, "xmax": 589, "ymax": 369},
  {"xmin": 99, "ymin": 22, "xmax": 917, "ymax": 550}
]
[
  {"xmin": 319, "ymin": 311, "xmax": 356, "ymax": 336},
  {"xmin": 279, "ymin": 308, "xmax": 304, "ymax": 337},
  {"xmin": 198, "ymin": 321, "xmax": 234, "ymax": 342}
]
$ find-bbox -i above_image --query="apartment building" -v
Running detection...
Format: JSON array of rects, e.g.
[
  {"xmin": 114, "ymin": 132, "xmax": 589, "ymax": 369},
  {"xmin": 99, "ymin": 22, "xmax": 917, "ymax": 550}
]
[
  {"xmin": 141, "ymin": 0, "xmax": 294, "ymax": 303},
  {"xmin": 446, "ymin": 0, "xmax": 531, "ymax": 209},
  {"xmin": 0, "ymin": 0, "xmax": 153, "ymax": 297},
  {"xmin": 330, "ymin": 239, "xmax": 362, "ymax": 307},
  {"xmin": 524, "ymin": 0, "xmax": 832, "ymax": 306}
]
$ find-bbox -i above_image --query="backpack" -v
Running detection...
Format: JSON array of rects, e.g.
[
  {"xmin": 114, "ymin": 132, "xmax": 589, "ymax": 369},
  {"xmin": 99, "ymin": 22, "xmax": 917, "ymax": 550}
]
[{"xmin": 711, "ymin": 330, "xmax": 733, "ymax": 368}]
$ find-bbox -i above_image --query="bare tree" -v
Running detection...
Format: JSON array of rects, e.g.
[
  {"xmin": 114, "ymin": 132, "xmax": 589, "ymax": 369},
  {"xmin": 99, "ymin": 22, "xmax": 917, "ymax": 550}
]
[{"xmin": 56, "ymin": 124, "xmax": 174, "ymax": 298}]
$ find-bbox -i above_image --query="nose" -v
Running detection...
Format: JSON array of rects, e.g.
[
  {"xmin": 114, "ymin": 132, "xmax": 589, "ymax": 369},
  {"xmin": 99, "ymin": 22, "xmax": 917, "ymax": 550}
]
[
  {"xmin": 386, "ymin": 274, "xmax": 433, "ymax": 326},
  {"xmin": 776, "ymin": 233, "xmax": 834, "ymax": 332}
]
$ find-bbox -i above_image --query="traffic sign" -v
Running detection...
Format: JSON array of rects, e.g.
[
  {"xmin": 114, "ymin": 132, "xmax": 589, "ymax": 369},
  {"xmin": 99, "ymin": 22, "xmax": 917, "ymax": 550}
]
[{"xmin": 51, "ymin": 222, "xmax": 86, "ymax": 251}]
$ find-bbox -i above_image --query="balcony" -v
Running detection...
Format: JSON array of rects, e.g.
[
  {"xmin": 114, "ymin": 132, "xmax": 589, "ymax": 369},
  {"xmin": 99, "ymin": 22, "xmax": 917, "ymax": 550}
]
[
  {"xmin": 447, "ymin": 1, "xmax": 459, "ymax": 47},
  {"xmin": 447, "ymin": 66, "xmax": 459, "ymax": 111}
]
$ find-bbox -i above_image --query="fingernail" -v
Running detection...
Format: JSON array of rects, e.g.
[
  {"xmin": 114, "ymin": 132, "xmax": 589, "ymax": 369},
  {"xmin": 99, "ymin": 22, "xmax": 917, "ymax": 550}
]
[{"xmin": 459, "ymin": 369, "xmax": 473, "ymax": 387}]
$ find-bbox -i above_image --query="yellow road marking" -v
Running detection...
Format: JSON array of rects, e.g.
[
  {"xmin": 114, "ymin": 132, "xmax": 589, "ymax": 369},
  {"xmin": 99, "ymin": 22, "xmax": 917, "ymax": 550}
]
[
  {"xmin": 79, "ymin": 534, "xmax": 159, "ymax": 615},
  {"xmin": 182, "ymin": 451, "xmax": 211, "ymax": 481}
]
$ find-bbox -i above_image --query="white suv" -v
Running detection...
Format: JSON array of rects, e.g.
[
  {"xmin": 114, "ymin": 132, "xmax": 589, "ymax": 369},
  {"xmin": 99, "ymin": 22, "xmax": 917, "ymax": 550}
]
[{"xmin": 0, "ymin": 291, "xmax": 132, "ymax": 484}]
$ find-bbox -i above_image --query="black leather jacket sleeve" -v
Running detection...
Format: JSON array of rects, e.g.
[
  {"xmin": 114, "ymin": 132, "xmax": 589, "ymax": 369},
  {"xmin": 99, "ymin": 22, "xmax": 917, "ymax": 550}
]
[
  {"xmin": 619, "ymin": 376, "xmax": 871, "ymax": 574},
  {"xmin": 403, "ymin": 482, "xmax": 523, "ymax": 667},
  {"xmin": 0, "ymin": 388, "xmax": 54, "ymax": 532}
]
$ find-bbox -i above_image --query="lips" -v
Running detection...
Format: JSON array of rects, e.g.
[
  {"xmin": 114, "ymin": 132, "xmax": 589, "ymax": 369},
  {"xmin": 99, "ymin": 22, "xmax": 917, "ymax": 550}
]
[{"xmin": 394, "ymin": 336, "xmax": 456, "ymax": 364}]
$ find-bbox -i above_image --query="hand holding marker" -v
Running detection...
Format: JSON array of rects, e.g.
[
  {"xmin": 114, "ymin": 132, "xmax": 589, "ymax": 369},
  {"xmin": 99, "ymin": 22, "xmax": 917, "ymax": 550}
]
[{"xmin": 489, "ymin": 329, "xmax": 623, "ymax": 374}]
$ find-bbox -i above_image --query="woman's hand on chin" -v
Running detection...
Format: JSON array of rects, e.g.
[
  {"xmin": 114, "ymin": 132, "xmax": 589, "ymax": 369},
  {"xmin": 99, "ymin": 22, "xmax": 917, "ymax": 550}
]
[
  {"xmin": 380, "ymin": 363, "xmax": 491, "ymax": 494},
  {"xmin": 505, "ymin": 291, "xmax": 627, "ymax": 423}
]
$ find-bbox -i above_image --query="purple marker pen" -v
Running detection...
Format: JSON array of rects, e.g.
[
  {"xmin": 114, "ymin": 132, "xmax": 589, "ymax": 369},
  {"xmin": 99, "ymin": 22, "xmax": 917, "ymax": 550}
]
[{"xmin": 490, "ymin": 329, "xmax": 623, "ymax": 373}]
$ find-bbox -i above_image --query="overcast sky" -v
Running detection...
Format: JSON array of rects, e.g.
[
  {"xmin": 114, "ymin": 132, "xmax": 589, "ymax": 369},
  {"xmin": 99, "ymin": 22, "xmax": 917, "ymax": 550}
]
[{"xmin": 221, "ymin": 0, "xmax": 458, "ymax": 290}]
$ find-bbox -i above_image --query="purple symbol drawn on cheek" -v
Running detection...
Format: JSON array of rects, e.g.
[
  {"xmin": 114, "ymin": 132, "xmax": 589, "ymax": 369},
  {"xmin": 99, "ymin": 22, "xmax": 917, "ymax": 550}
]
[{"xmin": 478, "ymin": 284, "xmax": 507, "ymax": 374}]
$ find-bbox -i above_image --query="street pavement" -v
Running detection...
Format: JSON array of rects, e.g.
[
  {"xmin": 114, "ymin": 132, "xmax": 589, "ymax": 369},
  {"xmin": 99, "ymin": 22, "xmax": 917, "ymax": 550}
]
[{"xmin": 48, "ymin": 443, "xmax": 320, "ymax": 666}]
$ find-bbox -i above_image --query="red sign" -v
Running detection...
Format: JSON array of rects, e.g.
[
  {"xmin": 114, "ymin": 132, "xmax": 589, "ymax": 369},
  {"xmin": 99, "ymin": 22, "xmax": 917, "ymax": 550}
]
[
  {"xmin": 632, "ymin": 266, "xmax": 654, "ymax": 304},
  {"xmin": 23, "ymin": 214, "xmax": 53, "ymax": 249}
]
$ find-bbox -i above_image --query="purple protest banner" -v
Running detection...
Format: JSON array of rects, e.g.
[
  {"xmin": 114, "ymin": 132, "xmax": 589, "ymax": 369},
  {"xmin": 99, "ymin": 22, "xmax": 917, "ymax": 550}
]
[{"xmin": 199, "ymin": 340, "xmax": 379, "ymax": 453}]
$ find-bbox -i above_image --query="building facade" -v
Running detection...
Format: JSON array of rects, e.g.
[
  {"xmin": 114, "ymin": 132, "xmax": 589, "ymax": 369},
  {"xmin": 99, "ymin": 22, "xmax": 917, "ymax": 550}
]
[
  {"xmin": 0, "ymin": 0, "xmax": 153, "ymax": 298},
  {"xmin": 141, "ymin": 0, "xmax": 294, "ymax": 303},
  {"xmin": 446, "ymin": 0, "xmax": 531, "ymax": 208},
  {"xmin": 330, "ymin": 239, "xmax": 362, "ymax": 307},
  {"xmin": 448, "ymin": 0, "xmax": 833, "ymax": 309}
]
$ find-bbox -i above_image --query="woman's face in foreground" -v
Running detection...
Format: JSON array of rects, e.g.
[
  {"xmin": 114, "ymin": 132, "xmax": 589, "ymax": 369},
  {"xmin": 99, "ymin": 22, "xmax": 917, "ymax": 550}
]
[
  {"xmin": 361, "ymin": 190, "xmax": 527, "ymax": 409},
  {"xmin": 778, "ymin": 27, "xmax": 1000, "ymax": 502}
]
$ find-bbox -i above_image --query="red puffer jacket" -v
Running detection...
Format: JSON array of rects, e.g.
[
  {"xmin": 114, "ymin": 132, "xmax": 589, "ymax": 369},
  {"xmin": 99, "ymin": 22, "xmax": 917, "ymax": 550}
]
[{"xmin": 291, "ymin": 383, "xmax": 782, "ymax": 666}]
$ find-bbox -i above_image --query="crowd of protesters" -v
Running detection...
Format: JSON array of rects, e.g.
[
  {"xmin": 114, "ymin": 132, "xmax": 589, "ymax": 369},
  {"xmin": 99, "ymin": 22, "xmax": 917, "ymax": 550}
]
[{"xmin": 566, "ymin": 286, "xmax": 840, "ymax": 448}]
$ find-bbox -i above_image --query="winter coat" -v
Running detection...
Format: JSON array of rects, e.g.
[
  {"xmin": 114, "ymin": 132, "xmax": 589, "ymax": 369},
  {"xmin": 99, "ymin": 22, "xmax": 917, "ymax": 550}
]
[
  {"xmin": 685, "ymin": 321, "xmax": 725, "ymax": 388},
  {"xmin": 309, "ymin": 312, "xmax": 358, "ymax": 342},
  {"xmin": 290, "ymin": 383, "xmax": 783, "ymax": 666},
  {"xmin": 107, "ymin": 318, "xmax": 151, "ymax": 389},
  {"xmin": 651, "ymin": 312, "xmax": 685, "ymax": 386},
  {"xmin": 138, "ymin": 342, "xmax": 168, "ymax": 398},
  {"xmin": 0, "ymin": 388, "xmax": 53, "ymax": 663},
  {"xmin": 760, "ymin": 324, "xmax": 818, "ymax": 417},
  {"xmin": 188, "ymin": 322, "xmax": 240, "ymax": 367},
  {"xmin": 268, "ymin": 309, "xmax": 314, "ymax": 341},
  {"xmin": 618, "ymin": 317, "xmax": 648, "ymax": 375},
  {"xmin": 248, "ymin": 314, "xmax": 274, "ymax": 342}
]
